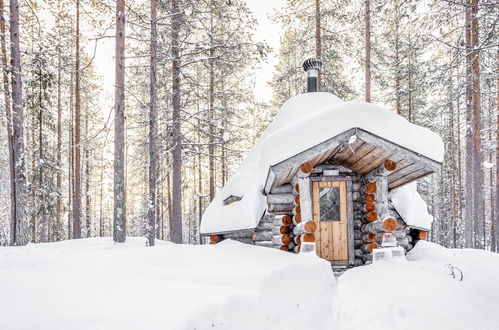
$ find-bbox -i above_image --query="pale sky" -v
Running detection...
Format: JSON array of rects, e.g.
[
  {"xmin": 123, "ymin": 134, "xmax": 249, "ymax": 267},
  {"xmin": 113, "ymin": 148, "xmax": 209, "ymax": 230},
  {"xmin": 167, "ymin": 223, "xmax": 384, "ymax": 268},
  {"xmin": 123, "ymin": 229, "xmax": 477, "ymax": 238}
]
[{"xmin": 91, "ymin": 0, "xmax": 286, "ymax": 106}]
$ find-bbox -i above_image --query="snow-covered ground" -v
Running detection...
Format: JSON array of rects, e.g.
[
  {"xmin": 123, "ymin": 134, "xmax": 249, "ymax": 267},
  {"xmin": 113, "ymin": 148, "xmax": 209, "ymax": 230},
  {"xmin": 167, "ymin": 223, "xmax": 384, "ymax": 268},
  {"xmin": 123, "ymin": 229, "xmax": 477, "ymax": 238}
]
[
  {"xmin": 1, "ymin": 238, "xmax": 498, "ymax": 330},
  {"xmin": 0, "ymin": 238, "xmax": 334, "ymax": 330},
  {"xmin": 334, "ymin": 241, "xmax": 499, "ymax": 330}
]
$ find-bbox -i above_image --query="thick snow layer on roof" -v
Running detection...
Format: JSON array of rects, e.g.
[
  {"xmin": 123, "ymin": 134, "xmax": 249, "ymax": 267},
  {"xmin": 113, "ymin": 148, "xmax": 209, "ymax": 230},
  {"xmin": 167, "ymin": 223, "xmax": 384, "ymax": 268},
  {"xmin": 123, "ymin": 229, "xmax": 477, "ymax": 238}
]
[
  {"xmin": 201, "ymin": 92, "xmax": 443, "ymax": 234},
  {"xmin": 0, "ymin": 238, "xmax": 335, "ymax": 330},
  {"xmin": 389, "ymin": 181, "xmax": 433, "ymax": 230}
]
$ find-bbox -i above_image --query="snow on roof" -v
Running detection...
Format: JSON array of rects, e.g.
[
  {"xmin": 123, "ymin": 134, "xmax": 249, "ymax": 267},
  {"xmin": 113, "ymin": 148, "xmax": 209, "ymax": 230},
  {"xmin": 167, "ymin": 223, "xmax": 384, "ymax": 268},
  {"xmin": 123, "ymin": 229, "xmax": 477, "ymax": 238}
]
[
  {"xmin": 200, "ymin": 92, "xmax": 443, "ymax": 234},
  {"xmin": 389, "ymin": 181, "xmax": 433, "ymax": 230}
]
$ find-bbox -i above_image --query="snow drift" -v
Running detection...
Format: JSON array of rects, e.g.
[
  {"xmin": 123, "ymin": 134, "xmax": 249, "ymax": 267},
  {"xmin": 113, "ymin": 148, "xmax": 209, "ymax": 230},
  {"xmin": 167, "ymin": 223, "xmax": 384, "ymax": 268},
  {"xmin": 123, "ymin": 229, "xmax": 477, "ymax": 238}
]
[
  {"xmin": 333, "ymin": 241, "xmax": 499, "ymax": 330},
  {"xmin": 0, "ymin": 238, "xmax": 334, "ymax": 330}
]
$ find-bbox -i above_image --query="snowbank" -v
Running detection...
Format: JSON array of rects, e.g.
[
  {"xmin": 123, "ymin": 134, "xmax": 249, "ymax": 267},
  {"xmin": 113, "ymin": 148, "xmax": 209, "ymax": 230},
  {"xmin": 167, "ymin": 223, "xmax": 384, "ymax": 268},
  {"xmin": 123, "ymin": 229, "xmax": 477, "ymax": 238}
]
[
  {"xmin": 333, "ymin": 241, "xmax": 499, "ymax": 330},
  {"xmin": 0, "ymin": 238, "xmax": 334, "ymax": 330},
  {"xmin": 389, "ymin": 181, "xmax": 433, "ymax": 230},
  {"xmin": 201, "ymin": 92, "xmax": 444, "ymax": 234}
]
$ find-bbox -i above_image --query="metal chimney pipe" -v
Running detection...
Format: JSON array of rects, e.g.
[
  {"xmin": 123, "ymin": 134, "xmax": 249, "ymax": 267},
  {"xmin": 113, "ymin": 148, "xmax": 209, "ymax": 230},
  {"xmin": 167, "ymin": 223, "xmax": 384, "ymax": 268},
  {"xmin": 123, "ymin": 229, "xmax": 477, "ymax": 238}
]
[{"xmin": 303, "ymin": 57, "xmax": 322, "ymax": 92}]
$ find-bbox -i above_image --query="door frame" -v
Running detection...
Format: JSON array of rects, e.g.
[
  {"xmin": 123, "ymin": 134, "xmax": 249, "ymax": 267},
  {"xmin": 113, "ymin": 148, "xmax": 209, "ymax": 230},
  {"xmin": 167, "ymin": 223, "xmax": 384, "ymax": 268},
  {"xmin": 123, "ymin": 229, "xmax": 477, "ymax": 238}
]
[{"xmin": 310, "ymin": 177, "xmax": 355, "ymax": 266}]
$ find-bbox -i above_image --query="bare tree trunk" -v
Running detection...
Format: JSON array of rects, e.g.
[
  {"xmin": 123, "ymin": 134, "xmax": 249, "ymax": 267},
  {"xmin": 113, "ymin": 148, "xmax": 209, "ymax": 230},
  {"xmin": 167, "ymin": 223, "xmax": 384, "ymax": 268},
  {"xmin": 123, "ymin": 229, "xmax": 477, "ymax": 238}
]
[
  {"xmin": 84, "ymin": 110, "xmax": 91, "ymax": 237},
  {"xmin": 315, "ymin": 0, "xmax": 321, "ymax": 86},
  {"xmin": 73, "ymin": 0, "xmax": 82, "ymax": 239},
  {"xmin": 68, "ymin": 70, "xmax": 74, "ymax": 240},
  {"xmin": 0, "ymin": 0, "xmax": 15, "ymax": 245},
  {"xmin": 147, "ymin": 0, "xmax": 157, "ymax": 246},
  {"xmin": 470, "ymin": 0, "xmax": 483, "ymax": 248},
  {"xmin": 55, "ymin": 44, "xmax": 62, "ymax": 241},
  {"xmin": 464, "ymin": 2, "xmax": 474, "ymax": 247},
  {"xmin": 9, "ymin": 0, "xmax": 27, "ymax": 245},
  {"xmin": 113, "ymin": 0, "xmax": 126, "ymax": 243},
  {"xmin": 170, "ymin": 0, "xmax": 182, "ymax": 243},
  {"xmin": 208, "ymin": 10, "xmax": 215, "ymax": 202},
  {"xmin": 364, "ymin": 0, "xmax": 371, "ymax": 102}
]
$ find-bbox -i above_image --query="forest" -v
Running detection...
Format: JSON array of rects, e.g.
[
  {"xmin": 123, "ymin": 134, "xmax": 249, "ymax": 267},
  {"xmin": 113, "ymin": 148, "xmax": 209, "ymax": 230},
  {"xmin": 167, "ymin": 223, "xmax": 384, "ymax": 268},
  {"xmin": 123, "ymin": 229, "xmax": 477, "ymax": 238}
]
[{"xmin": 0, "ymin": 0, "xmax": 497, "ymax": 253}]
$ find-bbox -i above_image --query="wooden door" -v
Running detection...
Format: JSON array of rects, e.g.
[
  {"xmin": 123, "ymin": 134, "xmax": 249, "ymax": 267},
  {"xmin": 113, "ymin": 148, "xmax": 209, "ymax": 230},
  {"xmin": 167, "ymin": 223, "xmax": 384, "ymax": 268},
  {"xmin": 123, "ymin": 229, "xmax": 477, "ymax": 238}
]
[{"xmin": 312, "ymin": 181, "xmax": 348, "ymax": 262}]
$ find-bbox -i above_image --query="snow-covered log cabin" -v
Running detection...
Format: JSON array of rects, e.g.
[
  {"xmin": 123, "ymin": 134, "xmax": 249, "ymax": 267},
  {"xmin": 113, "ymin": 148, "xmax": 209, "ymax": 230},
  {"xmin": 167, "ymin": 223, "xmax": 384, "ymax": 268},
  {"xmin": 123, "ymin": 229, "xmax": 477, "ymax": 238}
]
[{"xmin": 200, "ymin": 58, "xmax": 444, "ymax": 268}]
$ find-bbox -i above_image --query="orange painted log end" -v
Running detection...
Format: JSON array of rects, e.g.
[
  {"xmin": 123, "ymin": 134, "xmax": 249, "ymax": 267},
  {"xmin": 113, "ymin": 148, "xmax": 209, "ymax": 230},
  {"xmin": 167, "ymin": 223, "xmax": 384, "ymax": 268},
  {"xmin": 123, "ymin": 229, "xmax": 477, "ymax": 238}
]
[
  {"xmin": 294, "ymin": 195, "xmax": 301, "ymax": 205},
  {"xmin": 300, "ymin": 162, "xmax": 313, "ymax": 174},
  {"xmin": 294, "ymin": 205, "xmax": 301, "ymax": 214},
  {"xmin": 279, "ymin": 245, "xmax": 289, "ymax": 252},
  {"xmin": 280, "ymin": 226, "xmax": 290, "ymax": 234},
  {"xmin": 282, "ymin": 234, "xmax": 292, "ymax": 245},
  {"xmin": 294, "ymin": 213, "xmax": 302, "ymax": 223},
  {"xmin": 366, "ymin": 211, "xmax": 378, "ymax": 222},
  {"xmin": 282, "ymin": 215, "xmax": 292, "ymax": 226},
  {"xmin": 364, "ymin": 193, "xmax": 375, "ymax": 202},
  {"xmin": 304, "ymin": 221, "xmax": 317, "ymax": 233},
  {"xmin": 368, "ymin": 242, "xmax": 377, "ymax": 252},
  {"xmin": 365, "ymin": 182, "xmax": 377, "ymax": 193},
  {"xmin": 302, "ymin": 233, "xmax": 315, "ymax": 242},
  {"xmin": 295, "ymin": 235, "xmax": 301, "ymax": 245},
  {"xmin": 368, "ymin": 233, "xmax": 376, "ymax": 242},
  {"xmin": 384, "ymin": 159, "xmax": 397, "ymax": 171},
  {"xmin": 383, "ymin": 217, "xmax": 398, "ymax": 232},
  {"xmin": 294, "ymin": 183, "xmax": 300, "ymax": 193},
  {"xmin": 365, "ymin": 202, "xmax": 376, "ymax": 211},
  {"xmin": 419, "ymin": 231, "xmax": 428, "ymax": 240},
  {"xmin": 209, "ymin": 235, "xmax": 219, "ymax": 243}
]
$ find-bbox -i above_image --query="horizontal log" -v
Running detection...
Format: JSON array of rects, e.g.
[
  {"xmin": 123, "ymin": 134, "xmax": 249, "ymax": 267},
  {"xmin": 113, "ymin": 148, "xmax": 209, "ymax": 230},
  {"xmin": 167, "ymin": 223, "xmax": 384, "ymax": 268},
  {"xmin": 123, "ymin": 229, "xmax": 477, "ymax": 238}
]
[
  {"xmin": 365, "ymin": 211, "xmax": 378, "ymax": 222},
  {"xmin": 267, "ymin": 203, "xmax": 294, "ymax": 213},
  {"xmin": 354, "ymin": 258, "xmax": 365, "ymax": 266},
  {"xmin": 294, "ymin": 194, "xmax": 300, "ymax": 205},
  {"xmin": 267, "ymin": 193, "xmax": 294, "ymax": 204},
  {"xmin": 354, "ymin": 239, "xmax": 363, "ymax": 247},
  {"xmin": 293, "ymin": 235, "xmax": 301, "ymax": 245},
  {"xmin": 354, "ymin": 219, "xmax": 363, "ymax": 229},
  {"xmin": 361, "ymin": 217, "xmax": 398, "ymax": 234},
  {"xmin": 293, "ymin": 183, "xmax": 300, "ymax": 194},
  {"xmin": 270, "ymin": 184, "xmax": 293, "ymax": 194},
  {"xmin": 293, "ymin": 205, "xmax": 301, "ymax": 215},
  {"xmin": 352, "ymin": 191, "xmax": 360, "ymax": 200},
  {"xmin": 272, "ymin": 215, "xmax": 292, "ymax": 226},
  {"xmin": 293, "ymin": 221, "xmax": 317, "ymax": 235},
  {"xmin": 352, "ymin": 182, "xmax": 360, "ymax": 191},
  {"xmin": 299, "ymin": 162, "xmax": 314, "ymax": 176},
  {"xmin": 361, "ymin": 160, "xmax": 397, "ymax": 183},
  {"xmin": 259, "ymin": 213, "xmax": 275, "ymax": 223},
  {"xmin": 354, "ymin": 229, "xmax": 362, "ymax": 240},
  {"xmin": 253, "ymin": 231, "xmax": 273, "ymax": 241},
  {"xmin": 209, "ymin": 235, "xmax": 219, "ymax": 243},
  {"xmin": 256, "ymin": 222, "xmax": 274, "ymax": 231},
  {"xmin": 363, "ymin": 202, "xmax": 376, "ymax": 212},
  {"xmin": 294, "ymin": 245, "xmax": 301, "ymax": 253},
  {"xmin": 273, "ymin": 234, "xmax": 291, "ymax": 245},
  {"xmin": 419, "ymin": 231, "xmax": 428, "ymax": 240},
  {"xmin": 354, "ymin": 249, "xmax": 364, "ymax": 258},
  {"xmin": 224, "ymin": 231, "xmax": 253, "ymax": 239},
  {"xmin": 278, "ymin": 245, "xmax": 289, "ymax": 252},
  {"xmin": 362, "ymin": 230, "xmax": 407, "ymax": 244},
  {"xmin": 254, "ymin": 241, "xmax": 274, "ymax": 248}
]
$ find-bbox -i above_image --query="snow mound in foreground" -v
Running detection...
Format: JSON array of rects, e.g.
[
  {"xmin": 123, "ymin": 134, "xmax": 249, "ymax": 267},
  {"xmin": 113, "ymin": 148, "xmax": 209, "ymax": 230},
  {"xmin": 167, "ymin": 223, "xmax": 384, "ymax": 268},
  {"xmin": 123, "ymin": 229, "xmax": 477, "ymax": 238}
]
[
  {"xmin": 333, "ymin": 241, "xmax": 499, "ymax": 330},
  {"xmin": 0, "ymin": 238, "xmax": 334, "ymax": 330}
]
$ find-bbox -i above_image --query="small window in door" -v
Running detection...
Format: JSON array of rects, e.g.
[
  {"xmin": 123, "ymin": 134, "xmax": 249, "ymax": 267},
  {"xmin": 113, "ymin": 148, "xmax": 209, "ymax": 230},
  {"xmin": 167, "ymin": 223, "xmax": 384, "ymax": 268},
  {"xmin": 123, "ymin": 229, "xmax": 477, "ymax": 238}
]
[{"xmin": 319, "ymin": 187, "xmax": 340, "ymax": 221}]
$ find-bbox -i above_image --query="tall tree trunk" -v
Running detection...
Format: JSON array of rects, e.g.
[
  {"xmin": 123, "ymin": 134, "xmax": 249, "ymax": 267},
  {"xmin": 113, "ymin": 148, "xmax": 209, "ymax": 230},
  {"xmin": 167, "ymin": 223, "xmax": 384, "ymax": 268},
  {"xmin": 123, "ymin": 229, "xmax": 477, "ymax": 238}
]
[
  {"xmin": 364, "ymin": 0, "xmax": 371, "ymax": 102},
  {"xmin": 494, "ymin": 48, "xmax": 499, "ymax": 252},
  {"xmin": 315, "ymin": 0, "xmax": 321, "ymax": 86},
  {"xmin": 470, "ymin": 0, "xmax": 483, "ymax": 248},
  {"xmin": 55, "ymin": 45, "xmax": 62, "ymax": 241},
  {"xmin": 84, "ymin": 110, "xmax": 91, "ymax": 237},
  {"xmin": 68, "ymin": 70, "xmax": 74, "ymax": 240},
  {"xmin": 113, "ymin": 0, "xmax": 126, "ymax": 243},
  {"xmin": 208, "ymin": 7, "xmax": 215, "ymax": 202},
  {"xmin": 0, "ymin": 0, "xmax": 15, "ymax": 245},
  {"xmin": 147, "ymin": 0, "xmax": 157, "ymax": 246},
  {"xmin": 9, "ymin": 0, "xmax": 28, "ymax": 245},
  {"xmin": 170, "ymin": 0, "xmax": 182, "ymax": 243},
  {"xmin": 464, "ymin": 2, "xmax": 474, "ymax": 247},
  {"xmin": 73, "ymin": 0, "xmax": 82, "ymax": 239}
]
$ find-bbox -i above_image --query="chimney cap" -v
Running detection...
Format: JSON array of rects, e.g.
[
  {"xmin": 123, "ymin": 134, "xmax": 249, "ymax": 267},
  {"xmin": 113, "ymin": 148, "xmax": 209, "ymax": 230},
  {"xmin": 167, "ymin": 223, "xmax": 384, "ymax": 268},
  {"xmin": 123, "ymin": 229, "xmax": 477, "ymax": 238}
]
[{"xmin": 303, "ymin": 57, "xmax": 322, "ymax": 72}]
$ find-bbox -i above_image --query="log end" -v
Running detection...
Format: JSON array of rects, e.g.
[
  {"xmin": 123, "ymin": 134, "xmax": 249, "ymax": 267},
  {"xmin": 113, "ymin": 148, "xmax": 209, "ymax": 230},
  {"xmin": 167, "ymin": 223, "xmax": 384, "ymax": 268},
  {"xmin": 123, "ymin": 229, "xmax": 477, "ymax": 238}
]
[
  {"xmin": 364, "ymin": 193, "xmax": 375, "ymax": 202},
  {"xmin": 280, "ymin": 226, "xmax": 290, "ymax": 234},
  {"xmin": 419, "ymin": 231, "xmax": 428, "ymax": 240},
  {"xmin": 294, "ymin": 213, "xmax": 302, "ymax": 224},
  {"xmin": 383, "ymin": 159, "xmax": 397, "ymax": 171},
  {"xmin": 209, "ymin": 235, "xmax": 219, "ymax": 243},
  {"xmin": 368, "ymin": 233, "xmax": 376, "ymax": 242},
  {"xmin": 365, "ymin": 201, "xmax": 376, "ymax": 211},
  {"xmin": 302, "ymin": 233, "xmax": 315, "ymax": 242},
  {"xmin": 383, "ymin": 217, "xmax": 398, "ymax": 232},
  {"xmin": 300, "ymin": 162, "xmax": 313, "ymax": 174},
  {"xmin": 366, "ymin": 211, "xmax": 378, "ymax": 222},
  {"xmin": 282, "ymin": 215, "xmax": 292, "ymax": 226},
  {"xmin": 279, "ymin": 245, "xmax": 289, "ymax": 252},
  {"xmin": 282, "ymin": 234, "xmax": 291, "ymax": 245},
  {"xmin": 294, "ymin": 183, "xmax": 300, "ymax": 193},
  {"xmin": 365, "ymin": 182, "xmax": 377, "ymax": 193},
  {"xmin": 304, "ymin": 221, "xmax": 317, "ymax": 233},
  {"xmin": 368, "ymin": 242, "xmax": 377, "ymax": 252}
]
